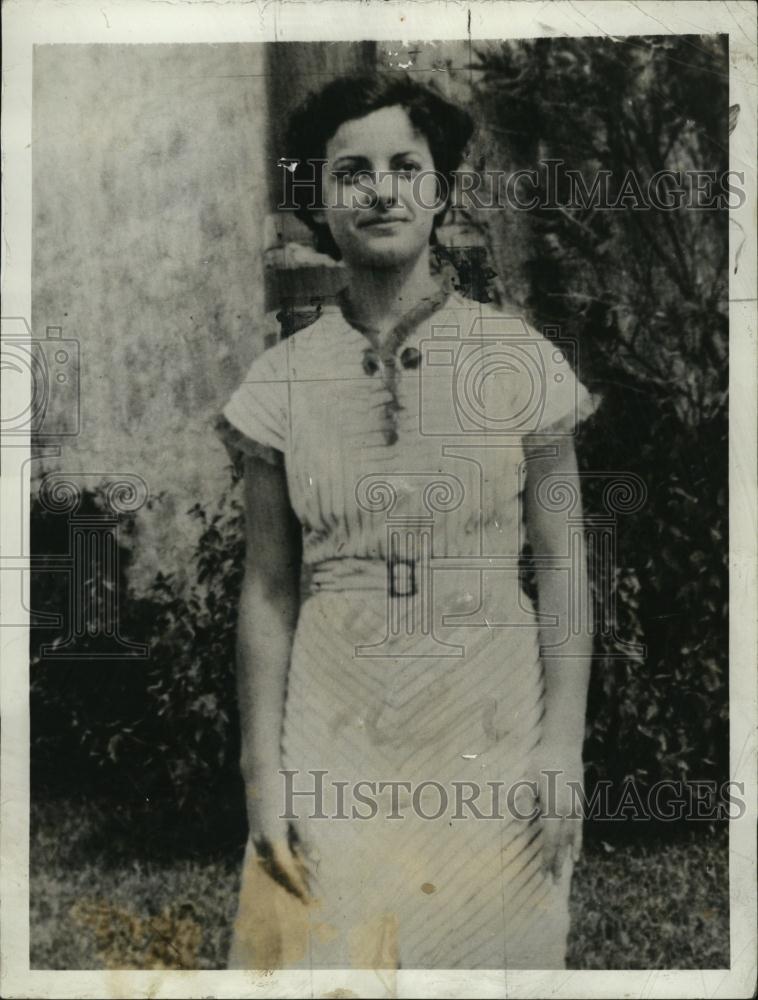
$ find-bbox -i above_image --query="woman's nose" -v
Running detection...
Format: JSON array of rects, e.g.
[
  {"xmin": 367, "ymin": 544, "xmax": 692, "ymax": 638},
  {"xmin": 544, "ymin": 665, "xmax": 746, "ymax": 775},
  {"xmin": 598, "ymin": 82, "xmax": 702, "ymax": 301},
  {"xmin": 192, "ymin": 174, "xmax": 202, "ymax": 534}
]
[{"xmin": 373, "ymin": 170, "xmax": 398, "ymax": 207}]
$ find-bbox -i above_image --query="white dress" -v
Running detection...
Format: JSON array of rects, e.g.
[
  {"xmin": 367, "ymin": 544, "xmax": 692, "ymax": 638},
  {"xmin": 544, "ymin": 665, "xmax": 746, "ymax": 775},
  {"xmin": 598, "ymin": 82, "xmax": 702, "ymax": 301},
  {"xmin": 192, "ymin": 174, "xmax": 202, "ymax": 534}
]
[{"xmin": 217, "ymin": 291, "xmax": 596, "ymax": 971}]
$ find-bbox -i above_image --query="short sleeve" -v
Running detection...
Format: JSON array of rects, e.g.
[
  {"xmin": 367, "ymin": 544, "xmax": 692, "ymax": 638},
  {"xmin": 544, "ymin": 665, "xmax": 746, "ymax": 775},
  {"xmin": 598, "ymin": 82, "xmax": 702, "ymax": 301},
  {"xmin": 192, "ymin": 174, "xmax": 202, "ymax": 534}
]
[
  {"xmin": 531, "ymin": 334, "xmax": 597, "ymax": 436},
  {"xmin": 214, "ymin": 342, "xmax": 289, "ymax": 467}
]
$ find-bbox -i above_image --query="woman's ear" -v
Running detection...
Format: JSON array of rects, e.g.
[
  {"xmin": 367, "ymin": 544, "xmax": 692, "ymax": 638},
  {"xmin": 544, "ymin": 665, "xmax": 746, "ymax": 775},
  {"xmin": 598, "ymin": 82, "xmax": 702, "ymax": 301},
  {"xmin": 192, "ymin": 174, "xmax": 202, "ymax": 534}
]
[{"xmin": 311, "ymin": 208, "xmax": 327, "ymax": 226}]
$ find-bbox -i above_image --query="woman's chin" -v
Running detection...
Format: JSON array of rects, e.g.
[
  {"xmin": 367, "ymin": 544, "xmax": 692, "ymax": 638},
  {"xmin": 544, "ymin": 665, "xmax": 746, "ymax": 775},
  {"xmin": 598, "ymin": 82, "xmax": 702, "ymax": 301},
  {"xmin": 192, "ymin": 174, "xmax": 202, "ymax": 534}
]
[{"xmin": 352, "ymin": 242, "xmax": 425, "ymax": 270}]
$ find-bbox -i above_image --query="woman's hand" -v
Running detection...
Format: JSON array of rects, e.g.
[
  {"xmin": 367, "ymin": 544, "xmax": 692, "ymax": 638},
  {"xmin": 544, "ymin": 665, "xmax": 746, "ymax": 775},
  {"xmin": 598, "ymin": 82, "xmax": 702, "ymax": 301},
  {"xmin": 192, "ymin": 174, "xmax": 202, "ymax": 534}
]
[
  {"xmin": 246, "ymin": 784, "xmax": 313, "ymax": 903},
  {"xmin": 531, "ymin": 746, "xmax": 585, "ymax": 882}
]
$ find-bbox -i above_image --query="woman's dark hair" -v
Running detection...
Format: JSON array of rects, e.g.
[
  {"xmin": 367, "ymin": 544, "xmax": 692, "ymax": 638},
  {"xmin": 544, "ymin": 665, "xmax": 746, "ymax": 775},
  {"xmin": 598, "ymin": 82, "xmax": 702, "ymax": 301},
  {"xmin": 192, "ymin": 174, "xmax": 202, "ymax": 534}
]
[{"xmin": 283, "ymin": 72, "xmax": 475, "ymax": 259}]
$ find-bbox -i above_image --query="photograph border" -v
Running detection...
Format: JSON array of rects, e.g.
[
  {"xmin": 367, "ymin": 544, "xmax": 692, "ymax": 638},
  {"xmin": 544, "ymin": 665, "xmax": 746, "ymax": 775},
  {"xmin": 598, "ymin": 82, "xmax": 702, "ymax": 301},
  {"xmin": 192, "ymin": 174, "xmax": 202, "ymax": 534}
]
[{"xmin": 2, "ymin": 2, "xmax": 756, "ymax": 997}]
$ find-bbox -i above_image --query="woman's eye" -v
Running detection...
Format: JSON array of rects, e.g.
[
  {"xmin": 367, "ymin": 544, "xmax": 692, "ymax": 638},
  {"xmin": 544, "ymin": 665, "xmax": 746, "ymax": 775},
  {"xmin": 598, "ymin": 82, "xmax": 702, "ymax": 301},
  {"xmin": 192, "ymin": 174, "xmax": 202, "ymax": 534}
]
[
  {"xmin": 396, "ymin": 161, "xmax": 421, "ymax": 177},
  {"xmin": 333, "ymin": 167, "xmax": 374, "ymax": 183}
]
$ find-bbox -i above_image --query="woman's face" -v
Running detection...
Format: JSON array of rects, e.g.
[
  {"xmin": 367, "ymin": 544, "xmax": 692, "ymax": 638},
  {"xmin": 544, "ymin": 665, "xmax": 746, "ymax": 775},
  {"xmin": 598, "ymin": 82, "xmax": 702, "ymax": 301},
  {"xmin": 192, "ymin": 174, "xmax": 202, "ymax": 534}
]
[{"xmin": 315, "ymin": 104, "xmax": 444, "ymax": 269}]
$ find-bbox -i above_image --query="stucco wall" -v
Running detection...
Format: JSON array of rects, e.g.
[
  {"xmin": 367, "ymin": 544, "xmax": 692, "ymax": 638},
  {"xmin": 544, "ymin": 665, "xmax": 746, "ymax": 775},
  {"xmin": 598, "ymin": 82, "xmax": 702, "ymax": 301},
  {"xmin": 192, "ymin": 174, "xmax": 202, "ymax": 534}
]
[{"xmin": 32, "ymin": 44, "xmax": 269, "ymax": 590}]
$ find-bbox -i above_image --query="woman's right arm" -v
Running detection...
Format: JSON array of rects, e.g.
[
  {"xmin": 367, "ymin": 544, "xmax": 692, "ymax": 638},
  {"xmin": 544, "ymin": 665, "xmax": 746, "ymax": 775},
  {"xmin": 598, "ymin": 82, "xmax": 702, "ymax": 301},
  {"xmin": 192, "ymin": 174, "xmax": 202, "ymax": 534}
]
[{"xmin": 237, "ymin": 452, "xmax": 308, "ymax": 897}]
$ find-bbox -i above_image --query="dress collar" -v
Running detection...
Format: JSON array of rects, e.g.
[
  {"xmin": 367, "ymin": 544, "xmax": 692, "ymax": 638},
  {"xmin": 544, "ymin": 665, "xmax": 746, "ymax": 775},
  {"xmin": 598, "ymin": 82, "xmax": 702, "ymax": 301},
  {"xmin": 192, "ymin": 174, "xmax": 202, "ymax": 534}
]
[
  {"xmin": 334, "ymin": 282, "xmax": 451, "ymax": 362},
  {"xmin": 330, "ymin": 283, "xmax": 453, "ymax": 446}
]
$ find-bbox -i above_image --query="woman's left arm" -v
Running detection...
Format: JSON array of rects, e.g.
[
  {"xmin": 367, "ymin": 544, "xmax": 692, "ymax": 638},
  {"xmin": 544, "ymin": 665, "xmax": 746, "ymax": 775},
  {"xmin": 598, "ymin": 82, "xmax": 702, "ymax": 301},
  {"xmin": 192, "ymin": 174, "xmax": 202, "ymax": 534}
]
[{"xmin": 523, "ymin": 431, "xmax": 593, "ymax": 879}]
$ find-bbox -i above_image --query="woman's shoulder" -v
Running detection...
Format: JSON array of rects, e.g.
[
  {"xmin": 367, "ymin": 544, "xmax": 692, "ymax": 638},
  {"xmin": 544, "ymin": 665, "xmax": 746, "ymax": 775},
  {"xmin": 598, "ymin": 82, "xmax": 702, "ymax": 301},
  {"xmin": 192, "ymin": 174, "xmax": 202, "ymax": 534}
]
[
  {"xmin": 432, "ymin": 293, "xmax": 551, "ymax": 353},
  {"xmin": 439, "ymin": 293, "xmax": 597, "ymax": 432},
  {"xmin": 445, "ymin": 292, "xmax": 540, "ymax": 330},
  {"xmin": 248, "ymin": 307, "xmax": 348, "ymax": 381}
]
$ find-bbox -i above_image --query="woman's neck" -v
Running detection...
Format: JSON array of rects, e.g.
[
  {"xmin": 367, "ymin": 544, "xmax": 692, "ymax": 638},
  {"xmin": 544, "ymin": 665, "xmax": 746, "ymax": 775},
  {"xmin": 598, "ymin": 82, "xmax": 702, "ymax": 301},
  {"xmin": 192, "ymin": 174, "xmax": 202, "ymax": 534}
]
[{"xmin": 342, "ymin": 251, "xmax": 442, "ymax": 342}]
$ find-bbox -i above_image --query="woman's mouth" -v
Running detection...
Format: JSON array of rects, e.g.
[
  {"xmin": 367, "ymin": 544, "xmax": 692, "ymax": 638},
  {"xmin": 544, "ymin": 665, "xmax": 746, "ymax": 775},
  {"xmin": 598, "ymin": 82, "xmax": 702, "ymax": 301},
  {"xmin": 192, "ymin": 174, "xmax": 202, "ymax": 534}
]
[{"xmin": 359, "ymin": 215, "xmax": 409, "ymax": 229}]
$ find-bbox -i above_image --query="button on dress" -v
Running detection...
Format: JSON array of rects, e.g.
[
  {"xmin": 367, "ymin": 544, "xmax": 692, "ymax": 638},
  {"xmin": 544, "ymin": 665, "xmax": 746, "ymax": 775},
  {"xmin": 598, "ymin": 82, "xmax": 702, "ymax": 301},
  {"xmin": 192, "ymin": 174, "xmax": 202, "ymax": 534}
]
[{"xmin": 216, "ymin": 291, "xmax": 596, "ymax": 972}]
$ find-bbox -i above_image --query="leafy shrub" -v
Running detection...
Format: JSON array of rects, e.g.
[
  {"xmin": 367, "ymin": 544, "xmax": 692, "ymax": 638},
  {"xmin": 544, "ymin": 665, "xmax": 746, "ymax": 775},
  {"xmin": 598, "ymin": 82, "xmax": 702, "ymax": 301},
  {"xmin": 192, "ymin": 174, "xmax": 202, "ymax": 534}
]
[
  {"xmin": 30, "ymin": 480, "xmax": 246, "ymax": 824},
  {"xmin": 30, "ymin": 487, "xmax": 151, "ymax": 797},
  {"xmin": 119, "ymin": 483, "xmax": 246, "ymax": 809}
]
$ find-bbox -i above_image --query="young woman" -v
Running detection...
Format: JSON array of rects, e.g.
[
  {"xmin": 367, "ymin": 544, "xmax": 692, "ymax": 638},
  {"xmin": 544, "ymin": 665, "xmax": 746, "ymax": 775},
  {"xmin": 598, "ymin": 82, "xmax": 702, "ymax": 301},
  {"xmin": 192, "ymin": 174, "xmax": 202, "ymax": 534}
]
[{"xmin": 216, "ymin": 73, "xmax": 595, "ymax": 972}]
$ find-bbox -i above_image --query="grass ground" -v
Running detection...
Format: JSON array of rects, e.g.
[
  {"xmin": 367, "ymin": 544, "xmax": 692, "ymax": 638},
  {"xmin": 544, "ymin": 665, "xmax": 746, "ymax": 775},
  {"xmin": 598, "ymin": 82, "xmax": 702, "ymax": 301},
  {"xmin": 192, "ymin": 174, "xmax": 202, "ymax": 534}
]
[{"xmin": 30, "ymin": 798, "xmax": 729, "ymax": 970}]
